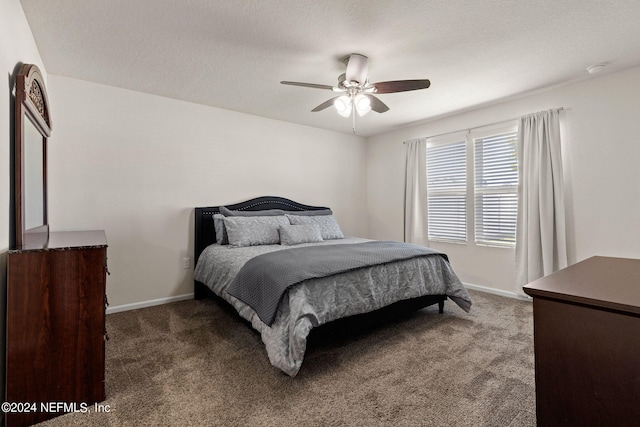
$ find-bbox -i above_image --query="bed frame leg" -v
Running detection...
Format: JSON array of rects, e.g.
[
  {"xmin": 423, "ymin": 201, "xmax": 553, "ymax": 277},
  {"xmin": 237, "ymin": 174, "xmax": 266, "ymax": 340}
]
[
  {"xmin": 438, "ymin": 300, "xmax": 444, "ymax": 314},
  {"xmin": 194, "ymin": 281, "xmax": 206, "ymax": 300}
]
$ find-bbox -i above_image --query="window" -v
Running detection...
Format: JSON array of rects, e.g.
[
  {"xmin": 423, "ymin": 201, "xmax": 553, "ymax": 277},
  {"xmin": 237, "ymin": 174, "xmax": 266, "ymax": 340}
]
[
  {"xmin": 426, "ymin": 137, "xmax": 467, "ymax": 243},
  {"xmin": 426, "ymin": 124, "xmax": 518, "ymax": 247},
  {"xmin": 474, "ymin": 130, "xmax": 518, "ymax": 246}
]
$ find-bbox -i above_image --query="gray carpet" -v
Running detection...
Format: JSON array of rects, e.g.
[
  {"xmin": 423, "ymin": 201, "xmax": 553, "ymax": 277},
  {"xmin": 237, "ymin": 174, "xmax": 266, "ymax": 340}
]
[{"xmin": 40, "ymin": 289, "xmax": 535, "ymax": 426}]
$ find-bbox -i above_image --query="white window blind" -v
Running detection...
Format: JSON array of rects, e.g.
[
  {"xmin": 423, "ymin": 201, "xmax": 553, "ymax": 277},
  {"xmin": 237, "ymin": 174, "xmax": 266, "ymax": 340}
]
[
  {"xmin": 474, "ymin": 130, "xmax": 518, "ymax": 246},
  {"xmin": 426, "ymin": 140, "xmax": 467, "ymax": 243}
]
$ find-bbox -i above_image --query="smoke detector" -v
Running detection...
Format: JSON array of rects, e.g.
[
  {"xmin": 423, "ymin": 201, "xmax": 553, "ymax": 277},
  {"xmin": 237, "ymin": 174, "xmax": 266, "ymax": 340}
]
[{"xmin": 586, "ymin": 64, "xmax": 606, "ymax": 74}]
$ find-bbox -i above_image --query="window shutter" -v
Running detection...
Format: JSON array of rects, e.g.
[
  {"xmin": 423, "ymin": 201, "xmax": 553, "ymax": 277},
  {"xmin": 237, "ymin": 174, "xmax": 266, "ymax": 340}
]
[
  {"xmin": 474, "ymin": 131, "xmax": 518, "ymax": 246},
  {"xmin": 426, "ymin": 140, "xmax": 467, "ymax": 243}
]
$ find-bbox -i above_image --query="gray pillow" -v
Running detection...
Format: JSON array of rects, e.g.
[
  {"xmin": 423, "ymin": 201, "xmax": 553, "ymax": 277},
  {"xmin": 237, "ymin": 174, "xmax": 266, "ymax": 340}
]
[
  {"xmin": 223, "ymin": 216, "xmax": 289, "ymax": 247},
  {"xmin": 286, "ymin": 214, "xmax": 344, "ymax": 240},
  {"xmin": 220, "ymin": 206, "xmax": 332, "ymax": 217},
  {"xmin": 212, "ymin": 214, "xmax": 228, "ymax": 245},
  {"xmin": 279, "ymin": 224, "xmax": 323, "ymax": 246}
]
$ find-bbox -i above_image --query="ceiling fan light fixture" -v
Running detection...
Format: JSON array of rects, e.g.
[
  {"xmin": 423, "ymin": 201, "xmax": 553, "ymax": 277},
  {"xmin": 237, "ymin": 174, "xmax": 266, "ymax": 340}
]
[
  {"xmin": 355, "ymin": 94, "xmax": 371, "ymax": 116},
  {"xmin": 334, "ymin": 95, "xmax": 352, "ymax": 117}
]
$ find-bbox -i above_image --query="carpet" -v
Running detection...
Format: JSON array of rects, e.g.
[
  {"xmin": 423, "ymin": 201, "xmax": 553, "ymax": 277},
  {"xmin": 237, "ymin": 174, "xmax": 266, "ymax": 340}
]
[{"xmin": 39, "ymin": 289, "xmax": 535, "ymax": 426}]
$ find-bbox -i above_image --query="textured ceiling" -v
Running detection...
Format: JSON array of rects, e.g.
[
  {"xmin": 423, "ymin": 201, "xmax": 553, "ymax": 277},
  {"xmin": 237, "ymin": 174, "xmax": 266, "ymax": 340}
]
[{"xmin": 20, "ymin": 0, "xmax": 640, "ymax": 136}]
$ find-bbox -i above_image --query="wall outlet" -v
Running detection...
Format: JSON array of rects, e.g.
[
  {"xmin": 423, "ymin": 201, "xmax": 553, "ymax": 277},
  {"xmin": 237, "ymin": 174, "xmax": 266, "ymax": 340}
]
[{"xmin": 182, "ymin": 257, "xmax": 191, "ymax": 269}]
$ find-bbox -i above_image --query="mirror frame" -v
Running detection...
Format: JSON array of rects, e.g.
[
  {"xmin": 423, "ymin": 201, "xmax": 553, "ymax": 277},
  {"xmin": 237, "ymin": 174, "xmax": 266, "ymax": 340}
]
[{"xmin": 14, "ymin": 64, "xmax": 52, "ymax": 248}]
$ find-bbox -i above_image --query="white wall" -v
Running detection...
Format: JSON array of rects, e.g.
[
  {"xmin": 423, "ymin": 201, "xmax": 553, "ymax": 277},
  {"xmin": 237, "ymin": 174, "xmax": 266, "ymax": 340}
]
[
  {"xmin": 47, "ymin": 75, "xmax": 368, "ymax": 307},
  {"xmin": 367, "ymin": 66, "xmax": 640, "ymax": 294},
  {"xmin": 6, "ymin": 0, "xmax": 640, "ymax": 328},
  {"xmin": 0, "ymin": 0, "xmax": 48, "ymax": 406}
]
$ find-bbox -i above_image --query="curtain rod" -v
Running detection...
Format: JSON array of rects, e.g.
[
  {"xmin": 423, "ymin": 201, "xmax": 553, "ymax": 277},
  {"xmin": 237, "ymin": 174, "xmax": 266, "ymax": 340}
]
[{"xmin": 403, "ymin": 107, "xmax": 564, "ymax": 143}]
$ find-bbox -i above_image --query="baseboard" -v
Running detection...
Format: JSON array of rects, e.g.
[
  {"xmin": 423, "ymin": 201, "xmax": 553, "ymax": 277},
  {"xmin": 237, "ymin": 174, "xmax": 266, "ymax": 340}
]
[
  {"xmin": 463, "ymin": 282, "xmax": 532, "ymax": 301},
  {"xmin": 106, "ymin": 293, "xmax": 194, "ymax": 314}
]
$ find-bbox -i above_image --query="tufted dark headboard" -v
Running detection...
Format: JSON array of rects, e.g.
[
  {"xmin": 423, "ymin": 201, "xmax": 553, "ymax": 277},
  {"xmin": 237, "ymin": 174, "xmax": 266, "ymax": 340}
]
[{"xmin": 194, "ymin": 196, "xmax": 330, "ymax": 264}]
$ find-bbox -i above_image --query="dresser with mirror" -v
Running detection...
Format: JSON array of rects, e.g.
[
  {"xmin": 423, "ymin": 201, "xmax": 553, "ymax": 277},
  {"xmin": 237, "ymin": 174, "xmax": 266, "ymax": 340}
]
[{"xmin": 6, "ymin": 64, "xmax": 108, "ymax": 427}]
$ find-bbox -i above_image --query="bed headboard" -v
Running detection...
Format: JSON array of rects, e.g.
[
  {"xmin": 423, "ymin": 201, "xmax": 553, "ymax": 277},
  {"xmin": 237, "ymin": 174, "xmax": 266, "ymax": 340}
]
[{"xmin": 194, "ymin": 196, "xmax": 330, "ymax": 264}]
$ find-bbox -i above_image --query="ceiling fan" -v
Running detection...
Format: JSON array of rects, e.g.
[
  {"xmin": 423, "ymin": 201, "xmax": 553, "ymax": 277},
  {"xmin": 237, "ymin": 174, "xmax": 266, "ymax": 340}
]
[{"xmin": 281, "ymin": 53, "xmax": 430, "ymax": 133}]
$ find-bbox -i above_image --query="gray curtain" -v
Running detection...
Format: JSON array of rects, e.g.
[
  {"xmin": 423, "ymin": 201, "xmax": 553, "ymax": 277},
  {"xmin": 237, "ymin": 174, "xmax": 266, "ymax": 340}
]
[
  {"xmin": 516, "ymin": 109, "xmax": 568, "ymax": 287},
  {"xmin": 404, "ymin": 138, "xmax": 428, "ymax": 245}
]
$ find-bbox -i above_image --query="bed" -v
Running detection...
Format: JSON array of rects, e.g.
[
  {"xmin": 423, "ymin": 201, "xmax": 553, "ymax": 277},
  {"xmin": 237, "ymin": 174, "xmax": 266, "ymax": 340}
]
[{"xmin": 193, "ymin": 196, "xmax": 471, "ymax": 376}]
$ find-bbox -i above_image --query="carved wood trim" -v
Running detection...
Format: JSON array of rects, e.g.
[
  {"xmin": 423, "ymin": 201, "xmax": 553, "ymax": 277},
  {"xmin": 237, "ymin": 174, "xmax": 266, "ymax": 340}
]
[{"xmin": 17, "ymin": 64, "xmax": 52, "ymax": 136}]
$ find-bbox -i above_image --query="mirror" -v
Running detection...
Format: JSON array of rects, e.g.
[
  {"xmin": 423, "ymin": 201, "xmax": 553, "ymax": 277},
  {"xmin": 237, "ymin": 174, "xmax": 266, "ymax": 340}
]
[
  {"xmin": 14, "ymin": 64, "xmax": 51, "ymax": 248},
  {"xmin": 24, "ymin": 119, "xmax": 45, "ymax": 229}
]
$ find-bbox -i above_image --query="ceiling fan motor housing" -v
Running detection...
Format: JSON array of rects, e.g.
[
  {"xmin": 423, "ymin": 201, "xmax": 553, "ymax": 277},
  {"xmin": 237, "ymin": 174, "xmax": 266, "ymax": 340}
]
[{"xmin": 345, "ymin": 54, "xmax": 368, "ymax": 85}]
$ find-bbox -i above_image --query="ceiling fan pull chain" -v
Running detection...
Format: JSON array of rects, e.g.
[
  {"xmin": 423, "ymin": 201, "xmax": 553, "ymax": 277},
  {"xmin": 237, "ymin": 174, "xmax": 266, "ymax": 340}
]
[{"xmin": 352, "ymin": 101, "xmax": 356, "ymax": 134}]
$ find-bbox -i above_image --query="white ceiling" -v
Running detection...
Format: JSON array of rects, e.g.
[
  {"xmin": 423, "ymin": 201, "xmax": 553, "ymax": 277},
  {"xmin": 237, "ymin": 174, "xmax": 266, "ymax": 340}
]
[{"xmin": 20, "ymin": 0, "xmax": 640, "ymax": 137}]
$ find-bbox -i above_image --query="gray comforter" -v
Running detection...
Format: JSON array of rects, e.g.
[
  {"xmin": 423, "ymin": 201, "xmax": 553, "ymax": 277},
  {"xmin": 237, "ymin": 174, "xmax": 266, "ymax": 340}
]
[
  {"xmin": 228, "ymin": 241, "xmax": 453, "ymax": 326},
  {"xmin": 194, "ymin": 237, "xmax": 471, "ymax": 376}
]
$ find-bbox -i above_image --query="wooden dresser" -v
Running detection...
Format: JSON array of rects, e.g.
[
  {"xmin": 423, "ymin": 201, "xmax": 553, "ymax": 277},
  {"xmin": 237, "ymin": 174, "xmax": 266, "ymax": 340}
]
[
  {"xmin": 5, "ymin": 230, "xmax": 108, "ymax": 427},
  {"xmin": 523, "ymin": 256, "xmax": 640, "ymax": 426}
]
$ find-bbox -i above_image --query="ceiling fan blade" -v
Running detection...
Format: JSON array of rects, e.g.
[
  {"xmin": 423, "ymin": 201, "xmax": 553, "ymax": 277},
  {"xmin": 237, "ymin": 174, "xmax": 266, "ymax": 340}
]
[
  {"xmin": 345, "ymin": 54, "xmax": 368, "ymax": 85},
  {"xmin": 311, "ymin": 97, "xmax": 340, "ymax": 112},
  {"xmin": 280, "ymin": 81, "xmax": 335, "ymax": 90},
  {"xmin": 372, "ymin": 79, "xmax": 431, "ymax": 94},
  {"xmin": 364, "ymin": 94, "xmax": 390, "ymax": 113}
]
